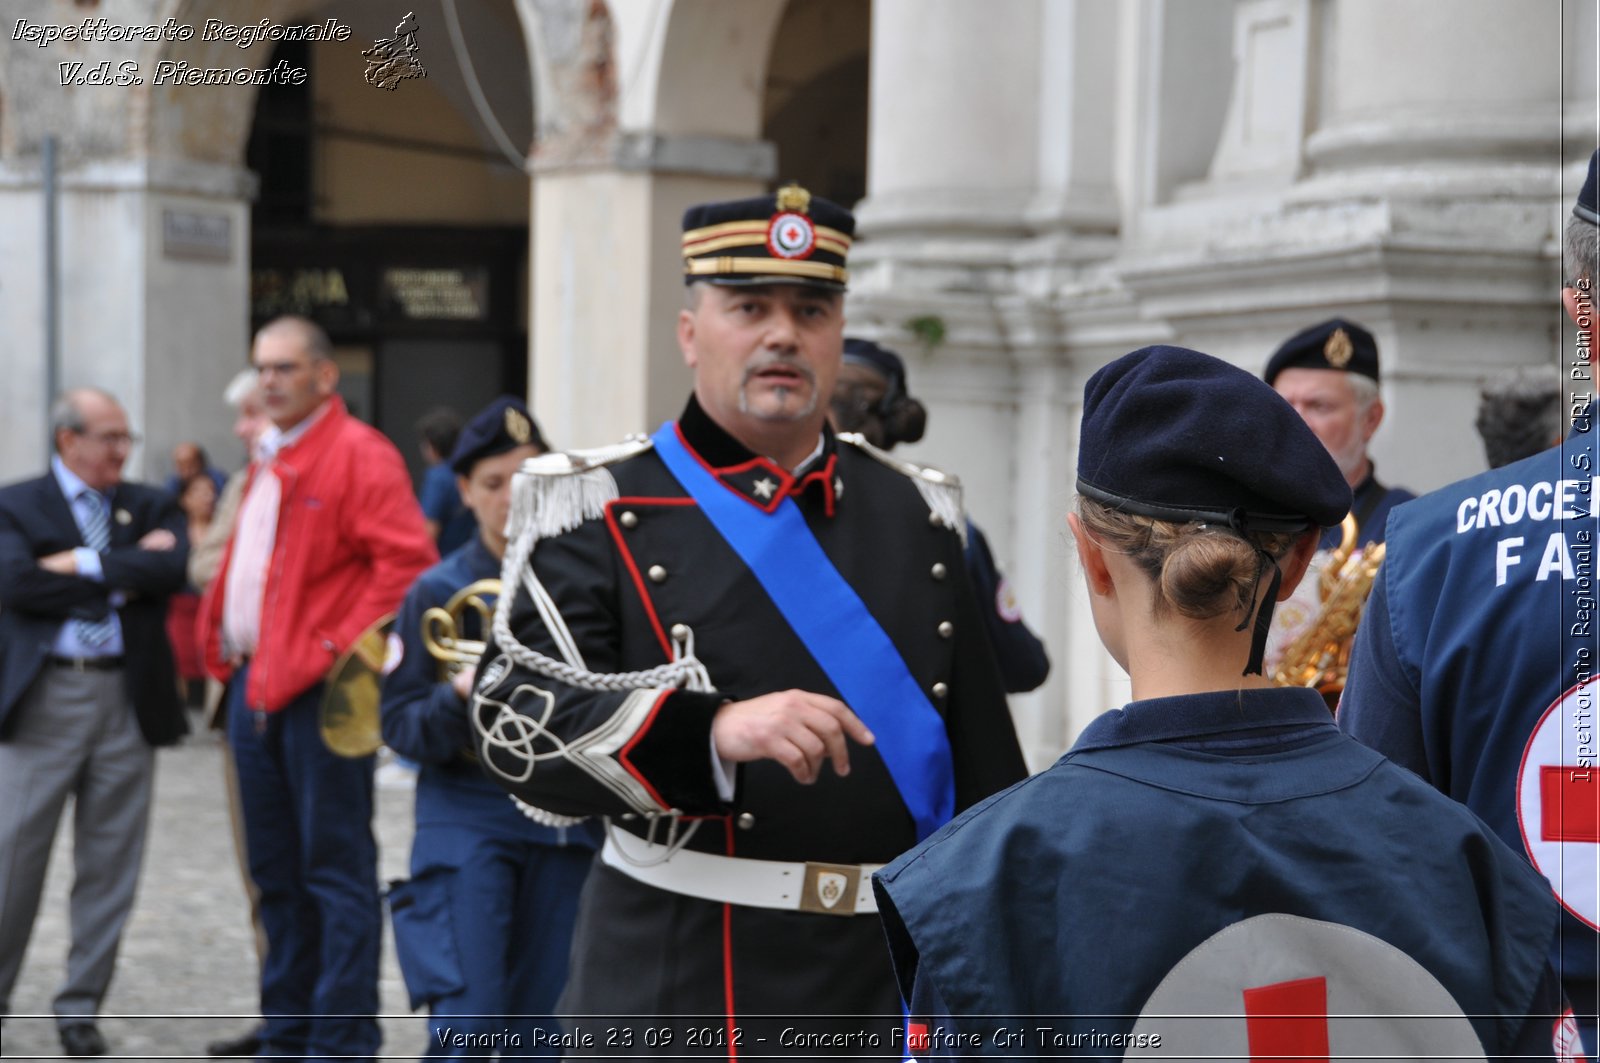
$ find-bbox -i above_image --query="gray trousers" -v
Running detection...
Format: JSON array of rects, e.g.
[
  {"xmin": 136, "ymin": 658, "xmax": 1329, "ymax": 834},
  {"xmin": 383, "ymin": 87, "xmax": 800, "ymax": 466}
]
[{"xmin": 0, "ymin": 666, "xmax": 154, "ymax": 1024}]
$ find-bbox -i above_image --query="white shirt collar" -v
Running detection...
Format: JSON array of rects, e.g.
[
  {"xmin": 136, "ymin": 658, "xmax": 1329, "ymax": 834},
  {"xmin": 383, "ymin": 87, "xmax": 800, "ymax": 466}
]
[
  {"xmin": 256, "ymin": 398, "xmax": 333, "ymax": 462},
  {"xmin": 790, "ymin": 433, "xmax": 826, "ymax": 476}
]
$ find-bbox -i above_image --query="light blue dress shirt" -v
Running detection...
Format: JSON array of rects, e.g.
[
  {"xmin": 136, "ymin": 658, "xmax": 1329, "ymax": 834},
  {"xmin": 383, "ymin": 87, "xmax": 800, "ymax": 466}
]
[{"xmin": 50, "ymin": 456, "xmax": 125, "ymax": 657}]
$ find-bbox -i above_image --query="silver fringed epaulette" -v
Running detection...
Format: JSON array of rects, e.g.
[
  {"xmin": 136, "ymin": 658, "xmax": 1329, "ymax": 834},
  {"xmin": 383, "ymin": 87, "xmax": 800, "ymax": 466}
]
[
  {"xmin": 836, "ymin": 432, "xmax": 967, "ymax": 545},
  {"xmin": 507, "ymin": 434, "xmax": 653, "ymax": 544}
]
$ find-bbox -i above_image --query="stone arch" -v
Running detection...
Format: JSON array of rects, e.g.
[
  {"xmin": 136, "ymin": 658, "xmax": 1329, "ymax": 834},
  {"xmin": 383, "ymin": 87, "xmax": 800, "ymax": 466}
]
[
  {"xmin": 516, "ymin": 0, "xmax": 613, "ymax": 165},
  {"xmin": 139, "ymin": 0, "xmax": 327, "ymax": 167},
  {"xmin": 761, "ymin": 0, "xmax": 870, "ymax": 206},
  {"xmin": 650, "ymin": 0, "xmax": 787, "ymax": 141}
]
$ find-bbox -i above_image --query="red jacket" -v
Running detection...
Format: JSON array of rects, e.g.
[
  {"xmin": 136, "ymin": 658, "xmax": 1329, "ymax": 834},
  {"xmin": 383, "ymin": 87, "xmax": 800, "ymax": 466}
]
[{"xmin": 200, "ymin": 397, "xmax": 437, "ymax": 713}]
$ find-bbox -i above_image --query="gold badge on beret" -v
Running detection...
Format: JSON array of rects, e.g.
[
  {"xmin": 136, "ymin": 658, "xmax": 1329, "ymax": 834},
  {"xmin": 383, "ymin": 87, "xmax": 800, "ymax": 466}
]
[
  {"xmin": 505, "ymin": 407, "xmax": 532, "ymax": 445},
  {"xmin": 114, "ymin": 509, "xmax": 132, "ymax": 525},
  {"xmin": 1324, "ymin": 328, "xmax": 1354, "ymax": 369}
]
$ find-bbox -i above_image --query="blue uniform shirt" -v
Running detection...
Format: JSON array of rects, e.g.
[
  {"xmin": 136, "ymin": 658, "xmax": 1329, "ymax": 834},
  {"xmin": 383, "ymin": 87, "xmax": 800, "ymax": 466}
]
[
  {"xmin": 1341, "ymin": 419, "xmax": 1600, "ymax": 1050},
  {"xmin": 419, "ymin": 463, "xmax": 477, "ymax": 556},
  {"xmin": 962, "ymin": 521, "xmax": 1050, "ymax": 694},
  {"xmin": 877, "ymin": 687, "xmax": 1567, "ymax": 1060}
]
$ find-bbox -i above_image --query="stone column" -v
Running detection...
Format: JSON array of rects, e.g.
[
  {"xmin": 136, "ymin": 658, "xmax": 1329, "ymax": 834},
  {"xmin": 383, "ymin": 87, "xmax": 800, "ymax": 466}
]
[
  {"xmin": 0, "ymin": 0, "xmax": 287, "ymax": 483},
  {"xmin": 0, "ymin": 159, "xmax": 252, "ymax": 484},
  {"xmin": 851, "ymin": 0, "xmax": 1132, "ymax": 763},
  {"xmin": 520, "ymin": 0, "xmax": 790, "ymax": 447},
  {"xmin": 1117, "ymin": 0, "xmax": 1585, "ymax": 494},
  {"xmin": 528, "ymin": 140, "xmax": 773, "ymax": 448}
]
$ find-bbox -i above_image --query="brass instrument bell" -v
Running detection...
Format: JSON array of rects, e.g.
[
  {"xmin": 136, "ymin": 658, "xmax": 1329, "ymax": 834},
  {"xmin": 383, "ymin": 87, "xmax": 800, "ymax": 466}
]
[
  {"xmin": 318, "ymin": 614, "xmax": 395, "ymax": 758},
  {"xmin": 1270, "ymin": 514, "xmax": 1385, "ymax": 700}
]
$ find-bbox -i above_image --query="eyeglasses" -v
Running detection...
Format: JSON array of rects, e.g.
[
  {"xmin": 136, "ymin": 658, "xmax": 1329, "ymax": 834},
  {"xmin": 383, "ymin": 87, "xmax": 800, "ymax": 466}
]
[
  {"xmin": 74, "ymin": 430, "xmax": 140, "ymax": 448},
  {"xmin": 255, "ymin": 361, "xmax": 311, "ymax": 379}
]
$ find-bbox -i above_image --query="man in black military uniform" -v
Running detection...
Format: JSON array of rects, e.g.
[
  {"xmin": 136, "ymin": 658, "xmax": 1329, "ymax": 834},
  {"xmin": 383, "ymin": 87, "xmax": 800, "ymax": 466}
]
[{"xmin": 470, "ymin": 184, "xmax": 1026, "ymax": 1056}]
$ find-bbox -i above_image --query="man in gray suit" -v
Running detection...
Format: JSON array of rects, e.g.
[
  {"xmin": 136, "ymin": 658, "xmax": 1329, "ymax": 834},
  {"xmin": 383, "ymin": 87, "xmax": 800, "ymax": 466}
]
[{"xmin": 0, "ymin": 388, "xmax": 188, "ymax": 1056}]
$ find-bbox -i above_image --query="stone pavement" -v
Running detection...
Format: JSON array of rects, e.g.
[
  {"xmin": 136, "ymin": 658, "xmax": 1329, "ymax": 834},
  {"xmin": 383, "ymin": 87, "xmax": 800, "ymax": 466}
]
[{"xmin": 2, "ymin": 727, "xmax": 426, "ymax": 1061}]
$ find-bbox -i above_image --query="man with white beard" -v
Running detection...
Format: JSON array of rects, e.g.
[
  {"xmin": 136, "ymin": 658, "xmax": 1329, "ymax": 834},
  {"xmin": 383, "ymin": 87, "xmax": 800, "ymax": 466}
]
[
  {"xmin": 1261, "ymin": 319, "xmax": 1414, "ymax": 677},
  {"xmin": 1266, "ymin": 318, "xmax": 1414, "ymax": 550}
]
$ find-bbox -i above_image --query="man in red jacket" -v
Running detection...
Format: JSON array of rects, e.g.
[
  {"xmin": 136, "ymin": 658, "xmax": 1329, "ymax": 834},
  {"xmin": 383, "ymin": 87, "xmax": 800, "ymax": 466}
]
[{"xmin": 200, "ymin": 316, "xmax": 435, "ymax": 1063}]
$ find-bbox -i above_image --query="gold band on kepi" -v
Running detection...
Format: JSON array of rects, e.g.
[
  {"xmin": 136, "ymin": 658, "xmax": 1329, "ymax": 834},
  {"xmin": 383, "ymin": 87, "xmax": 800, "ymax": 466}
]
[
  {"xmin": 684, "ymin": 257, "xmax": 849, "ymax": 284},
  {"xmin": 681, "ymin": 182, "xmax": 855, "ymax": 291}
]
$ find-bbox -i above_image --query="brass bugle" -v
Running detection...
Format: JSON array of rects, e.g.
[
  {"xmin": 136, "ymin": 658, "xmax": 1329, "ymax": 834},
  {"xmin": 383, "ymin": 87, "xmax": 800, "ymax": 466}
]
[
  {"xmin": 421, "ymin": 578, "xmax": 502, "ymax": 681},
  {"xmin": 319, "ymin": 613, "xmax": 395, "ymax": 758}
]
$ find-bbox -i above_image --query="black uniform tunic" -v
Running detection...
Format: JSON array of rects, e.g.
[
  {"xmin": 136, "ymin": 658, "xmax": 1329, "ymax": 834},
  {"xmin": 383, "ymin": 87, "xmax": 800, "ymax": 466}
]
[{"xmin": 474, "ymin": 397, "xmax": 1026, "ymax": 1055}]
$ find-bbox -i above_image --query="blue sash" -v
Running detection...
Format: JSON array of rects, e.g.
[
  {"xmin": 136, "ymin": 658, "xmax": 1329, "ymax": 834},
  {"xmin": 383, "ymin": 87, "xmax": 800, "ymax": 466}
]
[{"xmin": 651, "ymin": 422, "xmax": 956, "ymax": 841}]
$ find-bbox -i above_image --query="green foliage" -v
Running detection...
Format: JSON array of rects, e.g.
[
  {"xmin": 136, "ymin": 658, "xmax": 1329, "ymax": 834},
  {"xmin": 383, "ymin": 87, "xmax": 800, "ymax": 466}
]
[{"xmin": 904, "ymin": 314, "xmax": 947, "ymax": 350}]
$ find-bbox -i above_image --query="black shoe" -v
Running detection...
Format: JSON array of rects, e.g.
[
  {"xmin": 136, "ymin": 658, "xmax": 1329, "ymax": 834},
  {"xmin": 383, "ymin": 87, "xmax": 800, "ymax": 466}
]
[
  {"xmin": 205, "ymin": 1025, "xmax": 263, "ymax": 1057},
  {"xmin": 59, "ymin": 1023, "xmax": 108, "ymax": 1057}
]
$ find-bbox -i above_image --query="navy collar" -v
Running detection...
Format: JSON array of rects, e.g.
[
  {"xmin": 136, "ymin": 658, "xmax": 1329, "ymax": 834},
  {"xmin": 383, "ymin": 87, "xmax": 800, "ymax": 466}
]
[
  {"xmin": 1071, "ymin": 686, "xmax": 1335, "ymax": 753},
  {"xmin": 1352, "ymin": 463, "xmax": 1380, "ymax": 500}
]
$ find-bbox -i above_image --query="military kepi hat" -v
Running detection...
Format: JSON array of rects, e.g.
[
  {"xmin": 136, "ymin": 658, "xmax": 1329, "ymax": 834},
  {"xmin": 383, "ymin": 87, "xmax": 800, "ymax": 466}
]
[
  {"xmin": 1077, "ymin": 345, "xmax": 1351, "ymax": 674},
  {"xmin": 449, "ymin": 395, "xmax": 547, "ymax": 477},
  {"xmin": 682, "ymin": 183, "xmax": 853, "ymax": 290},
  {"xmin": 1576, "ymin": 149, "xmax": 1599, "ymax": 226},
  {"xmin": 1263, "ymin": 318, "xmax": 1379, "ymax": 385}
]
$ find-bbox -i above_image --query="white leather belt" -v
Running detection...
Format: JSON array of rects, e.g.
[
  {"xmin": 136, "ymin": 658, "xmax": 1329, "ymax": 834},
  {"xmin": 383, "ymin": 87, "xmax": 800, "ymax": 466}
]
[{"xmin": 600, "ymin": 832, "xmax": 881, "ymax": 916}]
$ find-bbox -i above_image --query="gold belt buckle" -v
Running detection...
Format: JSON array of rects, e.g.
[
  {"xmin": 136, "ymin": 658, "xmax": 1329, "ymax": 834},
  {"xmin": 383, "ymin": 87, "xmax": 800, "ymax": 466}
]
[{"xmin": 798, "ymin": 861, "xmax": 860, "ymax": 916}]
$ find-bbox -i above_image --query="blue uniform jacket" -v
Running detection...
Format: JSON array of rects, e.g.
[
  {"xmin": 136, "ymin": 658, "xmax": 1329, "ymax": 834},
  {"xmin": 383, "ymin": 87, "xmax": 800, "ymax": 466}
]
[
  {"xmin": 420, "ymin": 462, "xmax": 477, "ymax": 557},
  {"xmin": 382, "ymin": 536, "xmax": 598, "ymax": 846},
  {"xmin": 876, "ymin": 687, "xmax": 1565, "ymax": 1060},
  {"xmin": 963, "ymin": 521, "xmax": 1050, "ymax": 694},
  {"xmin": 1319, "ymin": 464, "xmax": 1413, "ymax": 550},
  {"xmin": 1341, "ymin": 424, "xmax": 1600, "ymax": 1036}
]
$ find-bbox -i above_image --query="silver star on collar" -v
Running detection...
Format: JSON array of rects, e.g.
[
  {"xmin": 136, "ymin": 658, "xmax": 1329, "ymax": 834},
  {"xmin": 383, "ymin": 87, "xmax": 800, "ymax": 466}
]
[{"xmin": 753, "ymin": 477, "xmax": 777, "ymax": 500}]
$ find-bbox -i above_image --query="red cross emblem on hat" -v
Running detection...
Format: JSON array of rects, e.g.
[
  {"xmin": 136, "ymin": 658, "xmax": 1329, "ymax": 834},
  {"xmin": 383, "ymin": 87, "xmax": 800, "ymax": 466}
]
[{"xmin": 767, "ymin": 211, "xmax": 816, "ymax": 259}]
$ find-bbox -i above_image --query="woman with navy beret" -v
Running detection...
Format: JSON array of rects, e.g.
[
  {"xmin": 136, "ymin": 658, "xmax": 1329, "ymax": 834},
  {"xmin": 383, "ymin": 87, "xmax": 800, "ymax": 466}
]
[
  {"xmin": 829, "ymin": 337, "xmax": 1051, "ymax": 695},
  {"xmin": 872, "ymin": 346, "xmax": 1576, "ymax": 1061}
]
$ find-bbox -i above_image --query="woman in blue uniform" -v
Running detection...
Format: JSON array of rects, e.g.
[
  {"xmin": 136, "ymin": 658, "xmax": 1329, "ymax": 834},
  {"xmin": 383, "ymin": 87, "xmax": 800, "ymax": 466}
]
[
  {"xmin": 381, "ymin": 397, "xmax": 599, "ymax": 1059},
  {"xmin": 829, "ymin": 337, "xmax": 1050, "ymax": 693},
  {"xmin": 873, "ymin": 346, "xmax": 1575, "ymax": 1061}
]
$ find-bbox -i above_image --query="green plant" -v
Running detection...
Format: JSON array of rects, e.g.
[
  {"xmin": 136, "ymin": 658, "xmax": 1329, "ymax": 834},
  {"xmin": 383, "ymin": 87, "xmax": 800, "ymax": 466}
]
[{"xmin": 904, "ymin": 314, "xmax": 947, "ymax": 351}]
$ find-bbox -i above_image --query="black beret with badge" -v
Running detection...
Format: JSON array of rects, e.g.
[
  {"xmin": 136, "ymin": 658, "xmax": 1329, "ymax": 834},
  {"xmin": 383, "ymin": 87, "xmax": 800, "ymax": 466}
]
[
  {"xmin": 449, "ymin": 395, "xmax": 547, "ymax": 477},
  {"xmin": 1577, "ymin": 148, "xmax": 1599, "ymax": 226},
  {"xmin": 1077, "ymin": 345, "xmax": 1352, "ymax": 674},
  {"xmin": 681, "ymin": 183, "xmax": 854, "ymax": 290},
  {"xmin": 842, "ymin": 337, "xmax": 909, "ymax": 399},
  {"xmin": 1263, "ymin": 318, "xmax": 1380, "ymax": 386}
]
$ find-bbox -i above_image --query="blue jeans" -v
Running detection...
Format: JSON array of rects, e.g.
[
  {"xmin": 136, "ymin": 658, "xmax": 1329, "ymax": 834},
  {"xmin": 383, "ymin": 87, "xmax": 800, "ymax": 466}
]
[{"xmin": 228, "ymin": 668, "xmax": 381, "ymax": 1063}]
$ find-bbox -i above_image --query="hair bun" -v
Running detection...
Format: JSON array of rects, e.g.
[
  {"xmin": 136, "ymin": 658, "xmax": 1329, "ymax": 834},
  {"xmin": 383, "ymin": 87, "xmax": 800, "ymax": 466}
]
[{"xmin": 883, "ymin": 396, "xmax": 927, "ymax": 448}]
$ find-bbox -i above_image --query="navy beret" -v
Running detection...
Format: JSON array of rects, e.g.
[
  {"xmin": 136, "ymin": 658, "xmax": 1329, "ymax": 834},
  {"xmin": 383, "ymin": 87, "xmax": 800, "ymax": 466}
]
[
  {"xmin": 682, "ymin": 183, "xmax": 853, "ymax": 291},
  {"xmin": 449, "ymin": 396, "xmax": 546, "ymax": 477},
  {"xmin": 842, "ymin": 337, "xmax": 908, "ymax": 398},
  {"xmin": 1078, "ymin": 346, "xmax": 1351, "ymax": 532},
  {"xmin": 1577, "ymin": 149, "xmax": 1599, "ymax": 226},
  {"xmin": 1264, "ymin": 318, "xmax": 1379, "ymax": 385}
]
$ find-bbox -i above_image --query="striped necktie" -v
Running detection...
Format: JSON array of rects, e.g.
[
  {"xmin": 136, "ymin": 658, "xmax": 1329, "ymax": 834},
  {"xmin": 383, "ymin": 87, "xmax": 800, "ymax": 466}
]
[{"xmin": 75, "ymin": 490, "xmax": 117, "ymax": 648}]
